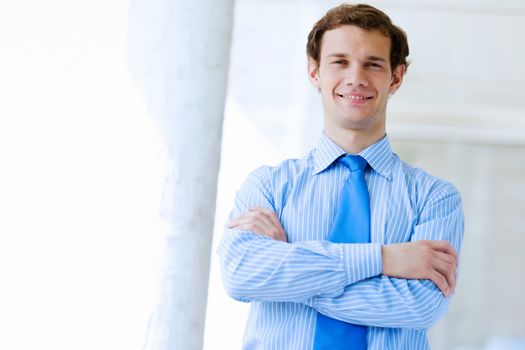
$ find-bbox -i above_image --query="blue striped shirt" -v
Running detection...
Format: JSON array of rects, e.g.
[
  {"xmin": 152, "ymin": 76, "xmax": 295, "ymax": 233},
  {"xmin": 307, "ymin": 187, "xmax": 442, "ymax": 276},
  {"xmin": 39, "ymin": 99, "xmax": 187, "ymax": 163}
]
[{"xmin": 218, "ymin": 133, "xmax": 464, "ymax": 349}]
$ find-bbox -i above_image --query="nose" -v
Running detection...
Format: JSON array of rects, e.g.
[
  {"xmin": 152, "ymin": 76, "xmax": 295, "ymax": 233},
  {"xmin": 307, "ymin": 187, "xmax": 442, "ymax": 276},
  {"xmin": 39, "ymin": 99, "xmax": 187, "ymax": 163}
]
[{"xmin": 345, "ymin": 66, "xmax": 368, "ymax": 87}]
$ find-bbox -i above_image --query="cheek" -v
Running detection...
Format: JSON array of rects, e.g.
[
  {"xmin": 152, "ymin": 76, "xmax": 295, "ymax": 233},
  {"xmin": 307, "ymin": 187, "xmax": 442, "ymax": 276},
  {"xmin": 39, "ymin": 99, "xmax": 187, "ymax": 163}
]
[{"xmin": 320, "ymin": 76, "xmax": 338, "ymax": 91}]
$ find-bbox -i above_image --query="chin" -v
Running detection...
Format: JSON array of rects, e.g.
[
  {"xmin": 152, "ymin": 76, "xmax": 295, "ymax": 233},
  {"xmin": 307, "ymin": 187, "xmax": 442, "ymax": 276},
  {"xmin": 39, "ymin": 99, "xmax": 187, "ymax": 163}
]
[{"xmin": 339, "ymin": 116, "xmax": 373, "ymax": 130}]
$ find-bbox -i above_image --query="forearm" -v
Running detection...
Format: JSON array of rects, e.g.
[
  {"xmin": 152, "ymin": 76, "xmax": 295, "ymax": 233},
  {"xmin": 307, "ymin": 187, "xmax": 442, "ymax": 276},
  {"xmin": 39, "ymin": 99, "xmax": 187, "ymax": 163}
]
[
  {"xmin": 308, "ymin": 275, "xmax": 450, "ymax": 329},
  {"xmin": 307, "ymin": 187, "xmax": 464, "ymax": 329},
  {"xmin": 218, "ymin": 230, "xmax": 382, "ymax": 303}
]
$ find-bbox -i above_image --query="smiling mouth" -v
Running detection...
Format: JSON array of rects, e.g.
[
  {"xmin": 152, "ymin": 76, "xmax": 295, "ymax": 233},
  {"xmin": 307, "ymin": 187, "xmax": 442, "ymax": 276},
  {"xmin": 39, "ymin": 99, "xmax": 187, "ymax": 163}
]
[{"xmin": 337, "ymin": 94, "xmax": 373, "ymax": 100}]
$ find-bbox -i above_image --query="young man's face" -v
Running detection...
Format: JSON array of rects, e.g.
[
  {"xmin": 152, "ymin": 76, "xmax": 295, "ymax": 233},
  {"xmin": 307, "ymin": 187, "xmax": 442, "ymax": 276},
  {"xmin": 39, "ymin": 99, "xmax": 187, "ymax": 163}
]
[{"xmin": 308, "ymin": 25, "xmax": 404, "ymax": 139}]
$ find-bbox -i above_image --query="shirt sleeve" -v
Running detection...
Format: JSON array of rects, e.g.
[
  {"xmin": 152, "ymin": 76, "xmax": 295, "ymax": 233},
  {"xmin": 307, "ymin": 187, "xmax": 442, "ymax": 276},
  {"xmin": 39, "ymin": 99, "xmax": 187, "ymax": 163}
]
[
  {"xmin": 217, "ymin": 166, "xmax": 382, "ymax": 303},
  {"xmin": 307, "ymin": 183, "xmax": 465, "ymax": 330}
]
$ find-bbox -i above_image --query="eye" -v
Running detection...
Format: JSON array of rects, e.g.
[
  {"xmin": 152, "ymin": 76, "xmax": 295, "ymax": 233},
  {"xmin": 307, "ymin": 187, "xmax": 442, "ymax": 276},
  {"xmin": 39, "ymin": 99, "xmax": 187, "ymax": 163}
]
[
  {"xmin": 332, "ymin": 59, "xmax": 347, "ymax": 65},
  {"xmin": 366, "ymin": 62, "xmax": 383, "ymax": 69}
]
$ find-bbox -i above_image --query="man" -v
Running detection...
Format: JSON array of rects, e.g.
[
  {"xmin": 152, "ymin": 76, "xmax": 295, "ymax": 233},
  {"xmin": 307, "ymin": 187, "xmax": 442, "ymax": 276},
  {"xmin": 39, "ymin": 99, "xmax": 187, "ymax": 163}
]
[{"xmin": 218, "ymin": 3, "xmax": 464, "ymax": 349}]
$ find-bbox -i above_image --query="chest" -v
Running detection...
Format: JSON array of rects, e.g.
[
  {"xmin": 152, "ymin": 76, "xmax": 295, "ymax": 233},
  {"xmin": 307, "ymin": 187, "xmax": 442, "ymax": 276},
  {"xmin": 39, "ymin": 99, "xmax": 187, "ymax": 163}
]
[{"xmin": 277, "ymin": 173, "xmax": 417, "ymax": 244}]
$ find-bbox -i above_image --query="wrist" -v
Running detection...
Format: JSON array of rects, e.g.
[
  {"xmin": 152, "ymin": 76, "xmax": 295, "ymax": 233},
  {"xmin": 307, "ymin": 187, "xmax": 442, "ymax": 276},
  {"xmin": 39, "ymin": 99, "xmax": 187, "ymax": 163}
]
[{"xmin": 381, "ymin": 244, "xmax": 392, "ymax": 276}]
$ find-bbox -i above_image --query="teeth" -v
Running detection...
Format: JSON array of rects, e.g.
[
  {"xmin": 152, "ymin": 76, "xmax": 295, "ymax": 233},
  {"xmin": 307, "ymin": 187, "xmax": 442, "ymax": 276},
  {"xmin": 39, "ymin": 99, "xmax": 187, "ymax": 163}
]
[{"xmin": 340, "ymin": 95, "xmax": 369, "ymax": 100}]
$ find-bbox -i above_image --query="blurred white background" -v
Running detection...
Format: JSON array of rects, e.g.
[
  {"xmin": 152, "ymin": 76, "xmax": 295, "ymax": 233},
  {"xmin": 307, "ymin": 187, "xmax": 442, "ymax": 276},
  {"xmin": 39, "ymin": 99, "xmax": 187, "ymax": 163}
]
[
  {"xmin": 0, "ymin": 1, "xmax": 165, "ymax": 349},
  {"xmin": 0, "ymin": 0, "xmax": 524, "ymax": 349}
]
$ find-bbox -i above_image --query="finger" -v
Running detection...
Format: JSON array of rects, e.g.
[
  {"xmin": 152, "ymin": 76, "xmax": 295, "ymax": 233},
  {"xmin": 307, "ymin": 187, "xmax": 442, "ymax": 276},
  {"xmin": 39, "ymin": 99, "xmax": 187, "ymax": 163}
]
[
  {"xmin": 253, "ymin": 210, "xmax": 285, "ymax": 239},
  {"xmin": 244, "ymin": 210, "xmax": 275, "ymax": 228},
  {"xmin": 248, "ymin": 208, "xmax": 275, "ymax": 224},
  {"xmin": 429, "ymin": 270, "xmax": 450, "ymax": 296},
  {"xmin": 266, "ymin": 212, "xmax": 287, "ymax": 241},
  {"xmin": 248, "ymin": 208, "xmax": 286, "ymax": 241},
  {"xmin": 429, "ymin": 240, "xmax": 458, "ymax": 261},
  {"xmin": 266, "ymin": 211, "xmax": 284, "ymax": 232},
  {"xmin": 228, "ymin": 215, "xmax": 269, "ymax": 230},
  {"xmin": 252, "ymin": 223, "xmax": 283, "ymax": 241},
  {"xmin": 432, "ymin": 250, "xmax": 457, "ymax": 286},
  {"xmin": 248, "ymin": 211, "xmax": 277, "ymax": 232},
  {"xmin": 435, "ymin": 250, "xmax": 457, "ymax": 270},
  {"xmin": 236, "ymin": 217, "xmax": 274, "ymax": 236},
  {"xmin": 226, "ymin": 217, "xmax": 248, "ymax": 228},
  {"xmin": 227, "ymin": 212, "xmax": 259, "ymax": 227},
  {"xmin": 236, "ymin": 208, "xmax": 286, "ymax": 241},
  {"xmin": 431, "ymin": 252, "xmax": 456, "ymax": 293},
  {"xmin": 232, "ymin": 214, "xmax": 282, "ymax": 240},
  {"xmin": 249, "ymin": 207, "xmax": 279, "ymax": 222},
  {"xmin": 253, "ymin": 214, "xmax": 276, "ymax": 233},
  {"xmin": 250, "ymin": 207, "xmax": 281, "ymax": 219},
  {"xmin": 432, "ymin": 253, "xmax": 456, "ymax": 292}
]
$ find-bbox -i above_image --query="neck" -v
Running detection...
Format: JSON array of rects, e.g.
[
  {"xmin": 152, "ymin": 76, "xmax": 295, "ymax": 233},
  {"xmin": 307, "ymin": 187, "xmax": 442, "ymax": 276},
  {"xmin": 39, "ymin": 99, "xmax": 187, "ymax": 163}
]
[{"xmin": 324, "ymin": 126, "xmax": 386, "ymax": 154}]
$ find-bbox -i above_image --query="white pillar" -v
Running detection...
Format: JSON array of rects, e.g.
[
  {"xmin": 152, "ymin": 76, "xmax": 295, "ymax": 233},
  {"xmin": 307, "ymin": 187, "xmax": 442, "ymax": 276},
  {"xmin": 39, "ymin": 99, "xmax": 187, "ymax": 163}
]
[{"xmin": 127, "ymin": 0, "xmax": 234, "ymax": 349}]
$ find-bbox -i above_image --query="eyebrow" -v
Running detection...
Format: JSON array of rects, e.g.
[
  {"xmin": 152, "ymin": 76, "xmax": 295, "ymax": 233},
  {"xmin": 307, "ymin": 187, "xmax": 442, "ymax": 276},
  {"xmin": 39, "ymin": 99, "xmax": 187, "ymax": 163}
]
[
  {"xmin": 367, "ymin": 55, "xmax": 388, "ymax": 62},
  {"xmin": 326, "ymin": 53, "xmax": 388, "ymax": 62}
]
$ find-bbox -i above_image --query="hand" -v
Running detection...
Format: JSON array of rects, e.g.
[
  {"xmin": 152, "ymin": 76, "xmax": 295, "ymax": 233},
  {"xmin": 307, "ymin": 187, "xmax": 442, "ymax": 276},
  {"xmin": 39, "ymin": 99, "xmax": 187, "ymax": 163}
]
[
  {"xmin": 227, "ymin": 207, "xmax": 287, "ymax": 242},
  {"xmin": 382, "ymin": 240, "xmax": 458, "ymax": 296}
]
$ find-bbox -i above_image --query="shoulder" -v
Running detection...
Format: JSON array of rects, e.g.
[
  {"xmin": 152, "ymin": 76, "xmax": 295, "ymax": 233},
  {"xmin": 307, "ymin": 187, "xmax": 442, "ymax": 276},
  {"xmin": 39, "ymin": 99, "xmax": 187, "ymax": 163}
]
[
  {"xmin": 246, "ymin": 151, "xmax": 313, "ymax": 185},
  {"xmin": 240, "ymin": 152, "xmax": 314, "ymax": 203},
  {"xmin": 393, "ymin": 155, "xmax": 462, "ymax": 210}
]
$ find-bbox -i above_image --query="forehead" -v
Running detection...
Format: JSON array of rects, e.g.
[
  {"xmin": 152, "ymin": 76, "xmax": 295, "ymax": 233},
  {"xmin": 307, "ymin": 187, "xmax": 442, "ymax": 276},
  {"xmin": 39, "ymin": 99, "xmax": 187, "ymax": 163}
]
[{"xmin": 320, "ymin": 25, "xmax": 391, "ymax": 61}]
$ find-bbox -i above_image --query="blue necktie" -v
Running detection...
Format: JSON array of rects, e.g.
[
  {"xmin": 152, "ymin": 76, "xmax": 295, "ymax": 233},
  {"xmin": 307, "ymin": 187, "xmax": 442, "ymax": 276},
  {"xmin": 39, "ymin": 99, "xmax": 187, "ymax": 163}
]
[{"xmin": 313, "ymin": 155, "xmax": 369, "ymax": 350}]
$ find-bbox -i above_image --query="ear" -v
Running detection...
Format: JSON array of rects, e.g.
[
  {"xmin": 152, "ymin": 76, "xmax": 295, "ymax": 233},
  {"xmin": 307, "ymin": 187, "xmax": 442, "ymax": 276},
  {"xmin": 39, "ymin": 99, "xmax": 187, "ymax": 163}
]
[
  {"xmin": 389, "ymin": 64, "xmax": 405, "ymax": 95},
  {"xmin": 307, "ymin": 58, "xmax": 320, "ymax": 91}
]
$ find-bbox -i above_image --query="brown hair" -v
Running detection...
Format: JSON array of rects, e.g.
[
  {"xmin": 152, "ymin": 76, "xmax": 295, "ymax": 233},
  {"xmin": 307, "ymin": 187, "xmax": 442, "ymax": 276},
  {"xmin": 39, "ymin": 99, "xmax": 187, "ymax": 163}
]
[{"xmin": 306, "ymin": 3, "xmax": 410, "ymax": 72}]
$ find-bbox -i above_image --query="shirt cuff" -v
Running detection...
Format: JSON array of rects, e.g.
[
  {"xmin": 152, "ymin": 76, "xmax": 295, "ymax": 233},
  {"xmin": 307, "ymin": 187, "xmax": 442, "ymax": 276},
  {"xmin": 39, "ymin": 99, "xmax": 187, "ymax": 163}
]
[{"xmin": 343, "ymin": 243, "xmax": 382, "ymax": 285}]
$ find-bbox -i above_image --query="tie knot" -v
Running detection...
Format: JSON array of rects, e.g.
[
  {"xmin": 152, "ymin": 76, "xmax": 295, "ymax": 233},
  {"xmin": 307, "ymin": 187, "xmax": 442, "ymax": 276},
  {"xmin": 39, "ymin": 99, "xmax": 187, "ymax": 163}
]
[{"xmin": 339, "ymin": 155, "xmax": 368, "ymax": 172}]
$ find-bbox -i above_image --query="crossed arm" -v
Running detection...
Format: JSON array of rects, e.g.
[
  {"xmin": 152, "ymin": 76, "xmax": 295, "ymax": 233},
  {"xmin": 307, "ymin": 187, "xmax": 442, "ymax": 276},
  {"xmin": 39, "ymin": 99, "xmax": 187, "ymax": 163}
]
[
  {"xmin": 228, "ymin": 208, "xmax": 458, "ymax": 297},
  {"xmin": 218, "ymin": 169, "xmax": 464, "ymax": 329},
  {"xmin": 226, "ymin": 202, "xmax": 462, "ymax": 329}
]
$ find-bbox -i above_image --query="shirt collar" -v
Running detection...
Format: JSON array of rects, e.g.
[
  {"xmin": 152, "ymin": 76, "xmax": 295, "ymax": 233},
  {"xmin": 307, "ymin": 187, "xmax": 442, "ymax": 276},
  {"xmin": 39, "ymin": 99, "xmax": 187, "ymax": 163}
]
[{"xmin": 313, "ymin": 132, "xmax": 394, "ymax": 181}]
